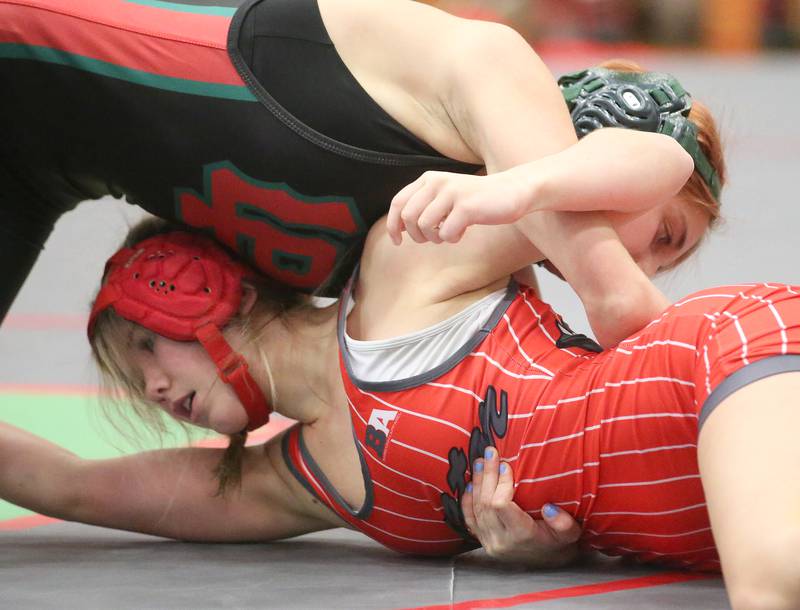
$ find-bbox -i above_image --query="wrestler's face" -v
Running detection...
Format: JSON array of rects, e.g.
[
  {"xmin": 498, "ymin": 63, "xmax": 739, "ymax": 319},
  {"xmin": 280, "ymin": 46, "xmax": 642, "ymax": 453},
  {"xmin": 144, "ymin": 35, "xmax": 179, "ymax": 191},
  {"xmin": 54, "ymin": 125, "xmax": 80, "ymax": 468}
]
[
  {"xmin": 130, "ymin": 327, "xmax": 249, "ymax": 435},
  {"xmin": 608, "ymin": 194, "xmax": 710, "ymax": 277}
]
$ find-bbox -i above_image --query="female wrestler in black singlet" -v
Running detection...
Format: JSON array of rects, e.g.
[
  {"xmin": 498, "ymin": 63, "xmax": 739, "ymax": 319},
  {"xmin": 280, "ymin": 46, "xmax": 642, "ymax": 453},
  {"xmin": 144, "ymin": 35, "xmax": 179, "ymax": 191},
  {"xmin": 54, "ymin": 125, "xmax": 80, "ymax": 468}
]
[{"xmin": 0, "ymin": 0, "xmax": 723, "ymax": 348}]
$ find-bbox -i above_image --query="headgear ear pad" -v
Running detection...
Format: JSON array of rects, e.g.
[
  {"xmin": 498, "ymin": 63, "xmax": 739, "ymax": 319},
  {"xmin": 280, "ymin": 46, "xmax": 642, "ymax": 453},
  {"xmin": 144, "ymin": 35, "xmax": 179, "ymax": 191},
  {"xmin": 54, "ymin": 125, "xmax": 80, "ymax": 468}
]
[{"xmin": 88, "ymin": 232, "xmax": 271, "ymax": 431}]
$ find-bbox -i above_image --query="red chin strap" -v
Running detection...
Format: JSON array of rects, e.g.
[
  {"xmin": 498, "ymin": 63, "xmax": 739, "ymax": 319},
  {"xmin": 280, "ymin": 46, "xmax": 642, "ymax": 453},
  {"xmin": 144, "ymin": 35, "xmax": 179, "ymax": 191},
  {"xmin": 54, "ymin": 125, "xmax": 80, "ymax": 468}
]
[{"xmin": 88, "ymin": 232, "xmax": 271, "ymax": 431}]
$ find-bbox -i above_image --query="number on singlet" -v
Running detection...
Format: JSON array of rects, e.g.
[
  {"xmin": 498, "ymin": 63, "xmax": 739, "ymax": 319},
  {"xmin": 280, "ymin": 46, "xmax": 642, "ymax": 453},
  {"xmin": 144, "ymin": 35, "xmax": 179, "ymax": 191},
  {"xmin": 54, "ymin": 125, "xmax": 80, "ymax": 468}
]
[{"xmin": 175, "ymin": 161, "xmax": 365, "ymax": 290}]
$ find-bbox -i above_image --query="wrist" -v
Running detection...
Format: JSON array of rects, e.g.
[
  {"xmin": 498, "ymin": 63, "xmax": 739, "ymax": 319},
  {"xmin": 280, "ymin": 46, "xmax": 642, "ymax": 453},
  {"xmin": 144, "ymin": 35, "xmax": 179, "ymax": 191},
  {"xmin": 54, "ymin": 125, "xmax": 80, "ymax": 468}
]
[{"xmin": 512, "ymin": 162, "xmax": 549, "ymax": 217}]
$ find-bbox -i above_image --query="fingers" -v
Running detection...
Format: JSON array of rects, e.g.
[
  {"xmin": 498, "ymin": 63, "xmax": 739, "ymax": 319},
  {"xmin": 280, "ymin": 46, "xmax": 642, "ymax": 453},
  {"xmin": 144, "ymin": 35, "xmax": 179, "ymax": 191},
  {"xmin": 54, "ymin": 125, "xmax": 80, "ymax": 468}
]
[
  {"xmin": 388, "ymin": 172, "xmax": 449, "ymax": 245},
  {"xmin": 417, "ymin": 198, "xmax": 454, "ymax": 243},
  {"xmin": 462, "ymin": 481, "xmax": 477, "ymax": 536},
  {"xmin": 471, "ymin": 452, "xmax": 504, "ymax": 536},
  {"xmin": 478, "ymin": 447, "xmax": 500, "ymax": 510},
  {"xmin": 541, "ymin": 502, "xmax": 583, "ymax": 545},
  {"xmin": 464, "ymin": 455, "xmax": 584, "ymax": 566},
  {"xmin": 387, "ymin": 179, "xmax": 425, "ymax": 245},
  {"xmin": 437, "ymin": 205, "xmax": 470, "ymax": 243},
  {"xmin": 489, "ymin": 460, "xmax": 526, "ymax": 529},
  {"xmin": 487, "ymin": 462, "xmax": 547, "ymax": 541},
  {"xmin": 388, "ymin": 171, "xmax": 474, "ymax": 245},
  {"xmin": 398, "ymin": 184, "xmax": 437, "ymax": 243},
  {"xmin": 468, "ymin": 447, "xmax": 512, "ymax": 545}
]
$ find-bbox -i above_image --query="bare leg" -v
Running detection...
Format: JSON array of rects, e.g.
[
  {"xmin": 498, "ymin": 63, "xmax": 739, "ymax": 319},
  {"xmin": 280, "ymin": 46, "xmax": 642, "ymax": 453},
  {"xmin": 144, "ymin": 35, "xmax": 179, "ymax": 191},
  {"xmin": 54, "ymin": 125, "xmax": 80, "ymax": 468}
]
[{"xmin": 698, "ymin": 372, "xmax": 800, "ymax": 610}]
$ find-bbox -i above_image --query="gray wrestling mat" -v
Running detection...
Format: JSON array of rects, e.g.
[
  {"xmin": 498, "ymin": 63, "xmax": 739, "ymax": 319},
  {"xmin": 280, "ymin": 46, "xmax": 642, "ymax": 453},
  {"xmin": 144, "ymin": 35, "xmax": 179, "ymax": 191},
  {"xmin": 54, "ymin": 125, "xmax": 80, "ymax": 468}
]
[
  {"xmin": 3, "ymin": 52, "xmax": 800, "ymax": 609},
  {"xmin": 1, "ymin": 524, "xmax": 727, "ymax": 609}
]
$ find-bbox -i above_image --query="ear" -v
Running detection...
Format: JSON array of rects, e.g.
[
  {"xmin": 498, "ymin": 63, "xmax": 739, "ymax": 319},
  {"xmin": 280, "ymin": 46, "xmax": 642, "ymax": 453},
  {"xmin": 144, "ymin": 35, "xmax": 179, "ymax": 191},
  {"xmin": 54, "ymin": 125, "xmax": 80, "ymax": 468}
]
[{"xmin": 239, "ymin": 282, "xmax": 258, "ymax": 316}]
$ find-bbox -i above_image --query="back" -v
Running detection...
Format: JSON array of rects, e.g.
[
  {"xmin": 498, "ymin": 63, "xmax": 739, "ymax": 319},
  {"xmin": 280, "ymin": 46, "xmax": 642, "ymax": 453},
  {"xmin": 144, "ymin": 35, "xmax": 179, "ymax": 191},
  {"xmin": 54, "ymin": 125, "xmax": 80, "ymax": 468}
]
[{"xmin": 0, "ymin": 0, "xmax": 480, "ymax": 321}]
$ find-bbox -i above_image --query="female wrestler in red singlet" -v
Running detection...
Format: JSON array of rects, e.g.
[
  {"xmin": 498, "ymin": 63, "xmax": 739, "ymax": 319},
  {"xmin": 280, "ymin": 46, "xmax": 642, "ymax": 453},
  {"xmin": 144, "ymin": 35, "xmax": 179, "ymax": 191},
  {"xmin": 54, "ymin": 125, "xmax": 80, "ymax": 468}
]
[{"xmin": 1, "ymin": 114, "xmax": 795, "ymax": 609}]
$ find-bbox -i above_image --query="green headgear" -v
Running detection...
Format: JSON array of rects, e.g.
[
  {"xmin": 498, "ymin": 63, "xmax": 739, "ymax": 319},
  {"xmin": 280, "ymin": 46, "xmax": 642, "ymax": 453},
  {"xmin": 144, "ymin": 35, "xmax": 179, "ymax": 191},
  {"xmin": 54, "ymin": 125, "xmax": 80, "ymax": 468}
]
[{"xmin": 559, "ymin": 67, "xmax": 721, "ymax": 201}]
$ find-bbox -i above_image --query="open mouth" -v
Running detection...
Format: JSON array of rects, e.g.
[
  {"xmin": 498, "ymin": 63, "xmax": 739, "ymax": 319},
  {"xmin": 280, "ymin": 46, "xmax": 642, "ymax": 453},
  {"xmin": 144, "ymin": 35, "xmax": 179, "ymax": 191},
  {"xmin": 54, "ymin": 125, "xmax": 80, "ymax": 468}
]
[{"xmin": 173, "ymin": 392, "xmax": 195, "ymax": 420}]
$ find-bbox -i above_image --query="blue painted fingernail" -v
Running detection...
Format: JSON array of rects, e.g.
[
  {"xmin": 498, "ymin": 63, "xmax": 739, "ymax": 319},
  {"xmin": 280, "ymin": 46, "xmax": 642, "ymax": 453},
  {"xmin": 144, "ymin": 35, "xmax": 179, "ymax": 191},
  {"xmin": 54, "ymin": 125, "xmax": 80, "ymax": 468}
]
[
  {"xmin": 484, "ymin": 447, "xmax": 494, "ymax": 460},
  {"xmin": 466, "ymin": 483, "xmax": 473, "ymax": 494},
  {"xmin": 474, "ymin": 461, "xmax": 483, "ymax": 473},
  {"xmin": 543, "ymin": 503, "xmax": 560, "ymax": 519},
  {"xmin": 499, "ymin": 463, "xmax": 508, "ymax": 475}
]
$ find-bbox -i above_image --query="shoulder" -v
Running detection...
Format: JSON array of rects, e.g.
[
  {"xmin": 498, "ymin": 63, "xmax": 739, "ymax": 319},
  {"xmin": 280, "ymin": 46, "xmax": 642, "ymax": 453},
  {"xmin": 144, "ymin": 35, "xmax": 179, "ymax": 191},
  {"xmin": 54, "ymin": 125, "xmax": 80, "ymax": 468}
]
[
  {"xmin": 250, "ymin": 427, "xmax": 347, "ymax": 529},
  {"xmin": 318, "ymin": 0, "xmax": 531, "ymax": 162}
]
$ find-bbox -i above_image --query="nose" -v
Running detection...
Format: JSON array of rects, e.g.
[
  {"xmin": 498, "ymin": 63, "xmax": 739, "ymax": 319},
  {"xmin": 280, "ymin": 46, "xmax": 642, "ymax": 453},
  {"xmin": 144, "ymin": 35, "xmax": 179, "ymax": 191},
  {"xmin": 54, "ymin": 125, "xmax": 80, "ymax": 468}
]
[{"xmin": 142, "ymin": 364, "xmax": 170, "ymax": 405}]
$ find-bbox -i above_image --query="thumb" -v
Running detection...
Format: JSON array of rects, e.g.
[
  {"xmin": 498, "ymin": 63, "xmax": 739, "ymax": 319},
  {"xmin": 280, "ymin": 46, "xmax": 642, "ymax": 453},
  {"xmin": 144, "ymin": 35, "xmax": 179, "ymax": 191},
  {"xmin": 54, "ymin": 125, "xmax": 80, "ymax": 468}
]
[{"xmin": 542, "ymin": 503, "xmax": 582, "ymax": 544}]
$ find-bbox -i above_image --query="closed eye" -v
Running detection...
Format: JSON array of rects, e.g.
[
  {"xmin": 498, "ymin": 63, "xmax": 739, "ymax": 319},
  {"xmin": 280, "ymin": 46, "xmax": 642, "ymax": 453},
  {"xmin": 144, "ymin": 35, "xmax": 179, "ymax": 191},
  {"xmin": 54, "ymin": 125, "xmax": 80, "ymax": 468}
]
[
  {"xmin": 654, "ymin": 221, "xmax": 672, "ymax": 247},
  {"xmin": 135, "ymin": 334, "xmax": 155, "ymax": 353}
]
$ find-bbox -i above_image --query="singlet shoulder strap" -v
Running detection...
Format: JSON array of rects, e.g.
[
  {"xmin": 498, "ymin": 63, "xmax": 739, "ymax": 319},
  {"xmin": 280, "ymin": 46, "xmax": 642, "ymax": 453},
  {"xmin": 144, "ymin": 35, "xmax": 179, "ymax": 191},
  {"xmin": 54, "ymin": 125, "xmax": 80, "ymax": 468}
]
[{"xmin": 281, "ymin": 421, "xmax": 374, "ymax": 521}]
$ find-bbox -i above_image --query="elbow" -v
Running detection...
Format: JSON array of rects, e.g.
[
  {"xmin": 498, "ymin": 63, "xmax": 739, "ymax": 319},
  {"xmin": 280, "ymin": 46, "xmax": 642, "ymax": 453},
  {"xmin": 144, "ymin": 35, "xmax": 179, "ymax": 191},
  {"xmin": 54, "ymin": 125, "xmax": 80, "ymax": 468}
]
[
  {"xmin": 632, "ymin": 131, "xmax": 693, "ymax": 195},
  {"xmin": 668, "ymin": 137, "xmax": 696, "ymax": 193},
  {"xmin": 585, "ymin": 280, "xmax": 670, "ymax": 348}
]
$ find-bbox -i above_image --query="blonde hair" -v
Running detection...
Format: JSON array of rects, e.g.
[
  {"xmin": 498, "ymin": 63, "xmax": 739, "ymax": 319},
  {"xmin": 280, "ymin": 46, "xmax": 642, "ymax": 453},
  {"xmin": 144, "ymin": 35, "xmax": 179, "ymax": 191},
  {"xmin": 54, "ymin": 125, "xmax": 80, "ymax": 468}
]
[
  {"xmin": 598, "ymin": 59, "xmax": 726, "ymax": 270},
  {"xmin": 89, "ymin": 218, "xmax": 311, "ymax": 493}
]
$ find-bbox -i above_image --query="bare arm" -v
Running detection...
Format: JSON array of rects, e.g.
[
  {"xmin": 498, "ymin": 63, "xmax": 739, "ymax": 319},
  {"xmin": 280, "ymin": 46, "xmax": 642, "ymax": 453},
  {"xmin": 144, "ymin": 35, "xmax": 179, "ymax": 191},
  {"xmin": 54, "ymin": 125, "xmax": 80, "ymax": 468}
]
[
  {"xmin": 0, "ymin": 422, "xmax": 339, "ymax": 542},
  {"xmin": 366, "ymin": 129, "xmax": 690, "ymax": 343},
  {"xmin": 387, "ymin": 128, "xmax": 691, "ymax": 244},
  {"xmin": 333, "ymin": 2, "xmax": 687, "ymax": 346}
]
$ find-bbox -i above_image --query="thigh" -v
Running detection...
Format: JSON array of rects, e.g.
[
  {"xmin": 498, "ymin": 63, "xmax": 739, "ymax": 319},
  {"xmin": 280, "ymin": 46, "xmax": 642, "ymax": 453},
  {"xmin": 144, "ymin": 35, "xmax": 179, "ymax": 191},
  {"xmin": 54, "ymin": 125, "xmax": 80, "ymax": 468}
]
[
  {"xmin": 698, "ymin": 372, "xmax": 800, "ymax": 608},
  {"xmin": 565, "ymin": 283, "xmax": 800, "ymax": 570}
]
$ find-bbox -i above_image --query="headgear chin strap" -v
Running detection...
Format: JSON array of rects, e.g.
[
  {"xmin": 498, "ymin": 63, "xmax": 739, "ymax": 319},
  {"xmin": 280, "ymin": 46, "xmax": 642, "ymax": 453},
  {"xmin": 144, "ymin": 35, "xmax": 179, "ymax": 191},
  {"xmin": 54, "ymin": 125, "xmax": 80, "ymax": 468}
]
[
  {"xmin": 559, "ymin": 67, "xmax": 721, "ymax": 201},
  {"xmin": 88, "ymin": 232, "xmax": 271, "ymax": 431}
]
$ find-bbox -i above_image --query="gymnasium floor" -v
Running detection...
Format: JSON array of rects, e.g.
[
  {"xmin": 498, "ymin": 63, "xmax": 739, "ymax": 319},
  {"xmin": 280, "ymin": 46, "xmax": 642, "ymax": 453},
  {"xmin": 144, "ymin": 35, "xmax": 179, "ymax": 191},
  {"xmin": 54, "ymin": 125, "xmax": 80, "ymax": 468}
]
[{"xmin": 2, "ymin": 52, "xmax": 799, "ymax": 609}]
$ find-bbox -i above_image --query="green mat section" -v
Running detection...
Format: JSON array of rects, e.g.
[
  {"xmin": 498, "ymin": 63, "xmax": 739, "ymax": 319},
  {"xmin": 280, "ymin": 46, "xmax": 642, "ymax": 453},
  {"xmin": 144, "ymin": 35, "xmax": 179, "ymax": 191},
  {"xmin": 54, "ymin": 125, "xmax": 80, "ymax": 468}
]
[{"xmin": 0, "ymin": 393, "xmax": 202, "ymax": 521}]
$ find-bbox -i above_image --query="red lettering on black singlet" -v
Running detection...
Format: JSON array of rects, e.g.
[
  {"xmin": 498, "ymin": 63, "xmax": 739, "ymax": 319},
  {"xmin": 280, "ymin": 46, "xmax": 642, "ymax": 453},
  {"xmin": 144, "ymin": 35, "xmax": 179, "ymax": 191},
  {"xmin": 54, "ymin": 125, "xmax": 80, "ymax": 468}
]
[{"xmin": 175, "ymin": 162, "xmax": 364, "ymax": 290}]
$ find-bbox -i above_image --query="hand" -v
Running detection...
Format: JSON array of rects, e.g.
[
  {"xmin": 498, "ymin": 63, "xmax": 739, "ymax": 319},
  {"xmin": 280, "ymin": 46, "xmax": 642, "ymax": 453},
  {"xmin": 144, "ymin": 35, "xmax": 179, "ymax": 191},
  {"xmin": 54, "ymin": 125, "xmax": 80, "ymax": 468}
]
[
  {"xmin": 463, "ymin": 447, "xmax": 582, "ymax": 568},
  {"xmin": 386, "ymin": 169, "xmax": 532, "ymax": 245}
]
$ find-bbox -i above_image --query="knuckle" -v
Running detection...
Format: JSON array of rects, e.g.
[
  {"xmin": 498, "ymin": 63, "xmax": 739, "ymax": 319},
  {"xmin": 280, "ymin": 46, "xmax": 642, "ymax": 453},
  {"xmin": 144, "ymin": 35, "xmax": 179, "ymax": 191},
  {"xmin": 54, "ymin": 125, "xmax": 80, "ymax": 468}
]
[
  {"xmin": 400, "ymin": 209, "xmax": 417, "ymax": 223},
  {"xmin": 417, "ymin": 218, "xmax": 436, "ymax": 231},
  {"xmin": 490, "ymin": 498, "xmax": 507, "ymax": 511}
]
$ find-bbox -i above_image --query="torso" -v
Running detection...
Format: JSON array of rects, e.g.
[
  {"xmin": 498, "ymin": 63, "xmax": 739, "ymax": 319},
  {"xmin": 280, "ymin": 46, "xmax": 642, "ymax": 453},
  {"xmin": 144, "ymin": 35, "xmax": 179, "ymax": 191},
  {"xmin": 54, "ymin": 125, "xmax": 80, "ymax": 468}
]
[
  {"xmin": 285, "ymin": 274, "xmax": 721, "ymax": 570},
  {"xmin": 285, "ymin": 278, "xmax": 606, "ymax": 555},
  {"xmin": 0, "ymin": 0, "xmax": 480, "ymax": 314}
]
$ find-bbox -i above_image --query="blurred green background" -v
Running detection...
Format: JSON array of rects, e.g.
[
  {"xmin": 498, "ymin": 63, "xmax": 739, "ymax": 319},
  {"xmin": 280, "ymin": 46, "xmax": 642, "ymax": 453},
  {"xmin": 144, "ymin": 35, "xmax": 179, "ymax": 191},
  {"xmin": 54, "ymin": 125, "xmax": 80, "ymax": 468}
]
[{"xmin": 0, "ymin": 394, "xmax": 192, "ymax": 521}]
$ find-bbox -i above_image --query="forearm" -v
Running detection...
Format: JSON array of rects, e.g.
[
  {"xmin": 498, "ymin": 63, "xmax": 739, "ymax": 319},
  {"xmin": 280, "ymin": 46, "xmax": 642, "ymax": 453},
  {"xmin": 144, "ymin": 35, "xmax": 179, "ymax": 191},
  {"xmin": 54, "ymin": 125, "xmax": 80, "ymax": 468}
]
[
  {"xmin": 0, "ymin": 422, "xmax": 83, "ymax": 519},
  {"xmin": 516, "ymin": 211, "xmax": 670, "ymax": 347},
  {"xmin": 510, "ymin": 128, "xmax": 694, "ymax": 217}
]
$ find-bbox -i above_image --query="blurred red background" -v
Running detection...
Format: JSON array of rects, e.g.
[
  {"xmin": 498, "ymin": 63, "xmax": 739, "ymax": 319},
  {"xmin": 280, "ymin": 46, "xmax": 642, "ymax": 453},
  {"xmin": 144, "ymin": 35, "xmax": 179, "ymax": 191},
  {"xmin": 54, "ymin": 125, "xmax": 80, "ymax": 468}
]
[{"xmin": 422, "ymin": 0, "xmax": 800, "ymax": 53}]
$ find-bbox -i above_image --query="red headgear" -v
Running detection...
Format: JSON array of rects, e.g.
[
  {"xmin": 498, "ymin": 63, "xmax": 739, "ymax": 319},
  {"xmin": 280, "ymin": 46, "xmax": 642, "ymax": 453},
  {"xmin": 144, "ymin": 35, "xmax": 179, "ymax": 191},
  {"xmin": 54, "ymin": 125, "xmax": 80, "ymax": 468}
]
[{"xmin": 87, "ymin": 232, "xmax": 271, "ymax": 431}]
